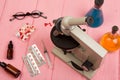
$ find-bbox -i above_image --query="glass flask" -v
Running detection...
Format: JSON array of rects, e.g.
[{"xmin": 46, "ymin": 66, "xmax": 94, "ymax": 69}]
[
  {"xmin": 100, "ymin": 26, "xmax": 120, "ymax": 52},
  {"xmin": 86, "ymin": 0, "xmax": 104, "ymax": 28}
]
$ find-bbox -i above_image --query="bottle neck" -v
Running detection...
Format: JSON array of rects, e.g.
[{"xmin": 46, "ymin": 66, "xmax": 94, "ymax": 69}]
[
  {"xmin": 94, "ymin": 5, "xmax": 101, "ymax": 9},
  {"xmin": 107, "ymin": 32, "xmax": 119, "ymax": 39}
]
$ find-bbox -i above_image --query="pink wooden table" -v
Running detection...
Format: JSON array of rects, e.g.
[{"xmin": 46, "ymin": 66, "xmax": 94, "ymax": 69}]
[{"xmin": 0, "ymin": 0, "xmax": 119, "ymax": 80}]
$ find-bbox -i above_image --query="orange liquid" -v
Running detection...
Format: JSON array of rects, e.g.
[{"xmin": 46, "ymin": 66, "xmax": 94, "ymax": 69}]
[{"xmin": 100, "ymin": 32, "xmax": 120, "ymax": 52}]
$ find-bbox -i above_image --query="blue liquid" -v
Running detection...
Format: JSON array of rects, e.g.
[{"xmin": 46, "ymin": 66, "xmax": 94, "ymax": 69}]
[{"xmin": 86, "ymin": 8, "xmax": 103, "ymax": 28}]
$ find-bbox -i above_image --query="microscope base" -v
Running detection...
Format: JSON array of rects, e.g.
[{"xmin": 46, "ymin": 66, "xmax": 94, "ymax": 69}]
[{"xmin": 52, "ymin": 47, "xmax": 97, "ymax": 79}]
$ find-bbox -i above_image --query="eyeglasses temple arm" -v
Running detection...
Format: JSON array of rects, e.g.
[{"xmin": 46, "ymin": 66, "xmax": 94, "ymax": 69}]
[{"xmin": 40, "ymin": 15, "xmax": 47, "ymax": 19}]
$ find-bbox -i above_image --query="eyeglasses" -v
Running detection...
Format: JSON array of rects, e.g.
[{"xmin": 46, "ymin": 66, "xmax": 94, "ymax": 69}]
[{"xmin": 10, "ymin": 10, "xmax": 47, "ymax": 21}]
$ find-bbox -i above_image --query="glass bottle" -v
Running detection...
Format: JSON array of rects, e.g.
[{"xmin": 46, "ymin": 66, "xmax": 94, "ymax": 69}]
[
  {"xmin": 0, "ymin": 62, "xmax": 21, "ymax": 78},
  {"xmin": 85, "ymin": 0, "xmax": 104, "ymax": 28},
  {"xmin": 100, "ymin": 26, "xmax": 120, "ymax": 52},
  {"xmin": 7, "ymin": 41, "xmax": 13, "ymax": 60}
]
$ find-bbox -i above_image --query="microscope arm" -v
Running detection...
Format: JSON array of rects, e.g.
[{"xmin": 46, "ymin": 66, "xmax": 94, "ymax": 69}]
[
  {"xmin": 60, "ymin": 16, "xmax": 93, "ymax": 35},
  {"xmin": 67, "ymin": 25, "xmax": 107, "ymax": 70}
]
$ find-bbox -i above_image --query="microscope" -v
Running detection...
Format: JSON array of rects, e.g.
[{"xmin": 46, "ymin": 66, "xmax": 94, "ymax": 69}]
[{"xmin": 50, "ymin": 16, "xmax": 107, "ymax": 79}]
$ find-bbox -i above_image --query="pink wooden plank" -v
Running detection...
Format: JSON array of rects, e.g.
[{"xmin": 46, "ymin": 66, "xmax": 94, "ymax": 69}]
[
  {"xmin": 21, "ymin": 0, "xmax": 65, "ymax": 80},
  {"xmin": 0, "ymin": 0, "xmax": 119, "ymax": 80},
  {"xmin": 0, "ymin": 0, "xmax": 37, "ymax": 80},
  {"xmin": 92, "ymin": 53, "xmax": 119, "ymax": 80},
  {"xmin": 0, "ymin": 0, "xmax": 6, "ymax": 21}
]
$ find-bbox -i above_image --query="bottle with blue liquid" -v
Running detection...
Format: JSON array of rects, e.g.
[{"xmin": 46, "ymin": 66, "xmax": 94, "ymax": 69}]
[{"xmin": 86, "ymin": 0, "xmax": 104, "ymax": 28}]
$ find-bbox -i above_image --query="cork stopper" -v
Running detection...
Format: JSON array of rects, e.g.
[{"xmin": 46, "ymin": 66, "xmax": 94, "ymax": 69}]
[
  {"xmin": 8, "ymin": 41, "xmax": 13, "ymax": 48},
  {"xmin": 95, "ymin": 0, "xmax": 104, "ymax": 9},
  {"xmin": 112, "ymin": 25, "xmax": 119, "ymax": 34},
  {"xmin": 0, "ymin": 62, "xmax": 7, "ymax": 68}
]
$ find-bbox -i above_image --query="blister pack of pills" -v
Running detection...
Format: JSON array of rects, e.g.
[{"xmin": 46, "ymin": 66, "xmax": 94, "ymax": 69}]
[
  {"xmin": 23, "ymin": 44, "xmax": 45, "ymax": 77},
  {"xmin": 23, "ymin": 53, "xmax": 40, "ymax": 77},
  {"xmin": 28, "ymin": 44, "xmax": 46, "ymax": 66}
]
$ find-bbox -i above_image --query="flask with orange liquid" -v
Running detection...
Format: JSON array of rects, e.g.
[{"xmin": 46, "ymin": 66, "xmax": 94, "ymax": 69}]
[{"xmin": 100, "ymin": 25, "xmax": 120, "ymax": 52}]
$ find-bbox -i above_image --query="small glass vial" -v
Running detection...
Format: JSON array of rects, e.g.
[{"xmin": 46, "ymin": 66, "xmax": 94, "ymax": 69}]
[
  {"xmin": 0, "ymin": 62, "xmax": 21, "ymax": 78},
  {"xmin": 7, "ymin": 41, "xmax": 13, "ymax": 60},
  {"xmin": 100, "ymin": 26, "xmax": 120, "ymax": 52}
]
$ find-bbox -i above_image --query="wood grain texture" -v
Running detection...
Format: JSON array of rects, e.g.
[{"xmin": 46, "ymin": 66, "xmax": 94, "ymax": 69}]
[{"xmin": 0, "ymin": 0, "xmax": 119, "ymax": 80}]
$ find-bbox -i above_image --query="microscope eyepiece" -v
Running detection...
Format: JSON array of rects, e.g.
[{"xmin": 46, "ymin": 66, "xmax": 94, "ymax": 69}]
[{"xmin": 86, "ymin": 16, "xmax": 94, "ymax": 25}]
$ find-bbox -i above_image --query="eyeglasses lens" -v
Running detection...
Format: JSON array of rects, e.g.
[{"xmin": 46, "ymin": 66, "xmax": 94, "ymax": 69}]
[
  {"xmin": 31, "ymin": 10, "xmax": 41, "ymax": 18},
  {"xmin": 14, "ymin": 12, "xmax": 25, "ymax": 20}
]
